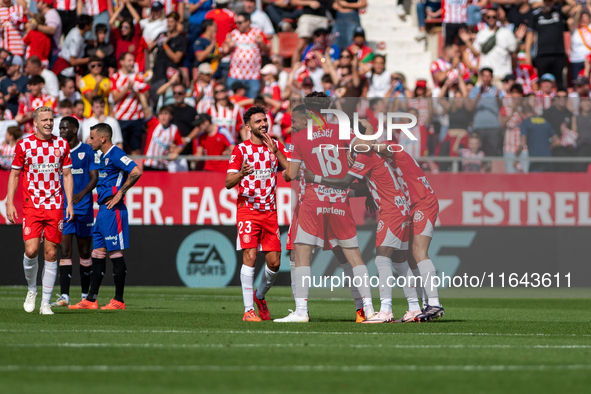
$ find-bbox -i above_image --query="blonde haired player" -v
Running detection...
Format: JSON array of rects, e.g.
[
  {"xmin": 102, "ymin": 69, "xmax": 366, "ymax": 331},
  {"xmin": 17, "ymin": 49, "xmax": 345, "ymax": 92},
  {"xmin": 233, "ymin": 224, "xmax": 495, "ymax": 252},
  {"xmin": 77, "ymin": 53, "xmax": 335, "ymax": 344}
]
[{"xmin": 6, "ymin": 106, "xmax": 75, "ymax": 315}]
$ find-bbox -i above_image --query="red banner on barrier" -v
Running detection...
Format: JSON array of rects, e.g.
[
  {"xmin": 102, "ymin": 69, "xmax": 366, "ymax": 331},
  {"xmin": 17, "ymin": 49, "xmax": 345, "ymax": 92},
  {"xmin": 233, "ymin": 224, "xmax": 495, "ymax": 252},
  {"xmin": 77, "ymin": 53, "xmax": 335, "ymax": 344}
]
[{"xmin": 2, "ymin": 171, "xmax": 591, "ymax": 226}]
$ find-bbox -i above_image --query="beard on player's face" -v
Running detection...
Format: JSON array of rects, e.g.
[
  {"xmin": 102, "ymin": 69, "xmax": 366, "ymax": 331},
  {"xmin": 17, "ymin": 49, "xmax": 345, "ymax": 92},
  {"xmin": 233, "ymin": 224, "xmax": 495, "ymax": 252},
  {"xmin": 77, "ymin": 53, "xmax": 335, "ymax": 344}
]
[{"xmin": 251, "ymin": 124, "xmax": 268, "ymax": 139}]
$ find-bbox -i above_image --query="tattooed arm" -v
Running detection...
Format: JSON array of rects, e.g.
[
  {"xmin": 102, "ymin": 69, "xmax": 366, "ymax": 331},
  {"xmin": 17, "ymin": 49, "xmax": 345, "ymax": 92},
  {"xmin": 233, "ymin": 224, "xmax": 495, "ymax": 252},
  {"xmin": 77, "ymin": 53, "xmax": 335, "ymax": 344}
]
[{"xmin": 106, "ymin": 166, "xmax": 143, "ymax": 209}]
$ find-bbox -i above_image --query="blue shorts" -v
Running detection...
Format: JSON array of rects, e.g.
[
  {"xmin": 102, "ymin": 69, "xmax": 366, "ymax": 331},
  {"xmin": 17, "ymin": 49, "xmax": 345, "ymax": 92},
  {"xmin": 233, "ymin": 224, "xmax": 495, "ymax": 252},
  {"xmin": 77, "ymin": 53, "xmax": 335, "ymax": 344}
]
[
  {"xmin": 93, "ymin": 203, "xmax": 129, "ymax": 251},
  {"xmin": 63, "ymin": 209, "xmax": 94, "ymax": 238}
]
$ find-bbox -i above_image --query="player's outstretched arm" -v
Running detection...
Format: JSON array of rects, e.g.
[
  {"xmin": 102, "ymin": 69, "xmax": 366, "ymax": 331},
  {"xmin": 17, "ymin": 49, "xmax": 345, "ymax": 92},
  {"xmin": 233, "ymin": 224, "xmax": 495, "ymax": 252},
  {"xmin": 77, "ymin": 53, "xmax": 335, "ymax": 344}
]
[
  {"xmin": 6, "ymin": 168, "xmax": 21, "ymax": 224},
  {"xmin": 303, "ymin": 169, "xmax": 355, "ymax": 190},
  {"xmin": 225, "ymin": 162, "xmax": 253, "ymax": 189},
  {"xmin": 106, "ymin": 166, "xmax": 143, "ymax": 210},
  {"xmin": 63, "ymin": 167, "xmax": 75, "ymax": 222}
]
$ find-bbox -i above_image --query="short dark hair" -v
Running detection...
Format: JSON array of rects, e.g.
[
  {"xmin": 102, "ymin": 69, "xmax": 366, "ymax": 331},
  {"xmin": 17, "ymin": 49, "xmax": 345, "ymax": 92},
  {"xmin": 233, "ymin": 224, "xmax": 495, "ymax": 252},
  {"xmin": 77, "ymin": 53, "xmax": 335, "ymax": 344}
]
[
  {"xmin": 28, "ymin": 75, "xmax": 45, "ymax": 86},
  {"xmin": 469, "ymin": 132, "xmax": 481, "ymax": 141},
  {"xmin": 556, "ymin": 88, "xmax": 568, "ymax": 95},
  {"xmin": 253, "ymin": 96, "xmax": 265, "ymax": 106},
  {"xmin": 74, "ymin": 99, "xmax": 84, "ymax": 107},
  {"xmin": 509, "ymin": 83, "xmax": 524, "ymax": 95},
  {"xmin": 6, "ymin": 125, "xmax": 23, "ymax": 140},
  {"xmin": 167, "ymin": 12, "xmax": 180, "ymax": 21},
  {"xmin": 60, "ymin": 77, "xmax": 74, "ymax": 88},
  {"xmin": 61, "ymin": 116, "xmax": 80, "ymax": 130},
  {"xmin": 91, "ymin": 96, "xmax": 105, "ymax": 105},
  {"xmin": 321, "ymin": 74, "xmax": 332, "ymax": 83},
  {"xmin": 27, "ymin": 55, "xmax": 42, "ymax": 67},
  {"xmin": 243, "ymin": 106, "xmax": 267, "ymax": 124},
  {"xmin": 95, "ymin": 23, "xmax": 108, "ymax": 34},
  {"xmin": 119, "ymin": 52, "xmax": 133, "ymax": 63},
  {"xmin": 59, "ymin": 99, "xmax": 73, "ymax": 108},
  {"xmin": 172, "ymin": 83, "xmax": 186, "ymax": 92},
  {"xmin": 373, "ymin": 54, "xmax": 386, "ymax": 63},
  {"xmin": 480, "ymin": 67, "xmax": 493, "ymax": 75},
  {"xmin": 201, "ymin": 19, "xmax": 215, "ymax": 32},
  {"xmin": 77, "ymin": 14, "xmax": 93, "ymax": 29},
  {"xmin": 91, "ymin": 122, "xmax": 113, "ymax": 140},
  {"xmin": 159, "ymin": 105, "xmax": 175, "ymax": 115},
  {"xmin": 88, "ymin": 55, "xmax": 103, "ymax": 64},
  {"xmin": 237, "ymin": 12, "xmax": 251, "ymax": 22},
  {"xmin": 369, "ymin": 98, "xmax": 383, "ymax": 109},
  {"xmin": 303, "ymin": 91, "xmax": 330, "ymax": 114}
]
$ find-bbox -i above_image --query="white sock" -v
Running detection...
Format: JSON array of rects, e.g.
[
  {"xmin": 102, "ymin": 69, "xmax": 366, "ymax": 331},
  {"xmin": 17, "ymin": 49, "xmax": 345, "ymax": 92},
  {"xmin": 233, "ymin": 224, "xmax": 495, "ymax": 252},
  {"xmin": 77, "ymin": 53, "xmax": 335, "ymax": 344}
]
[
  {"xmin": 61, "ymin": 294, "xmax": 70, "ymax": 302},
  {"xmin": 256, "ymin": 266, "xmax": 278, "ymax": 300},
  {"xmin": 290, "ymin": 261, "xmax": 296, "ymax": 299},
  {"xmin": 294, "ymin": 266, "xmax": 311, "ymax": 315},
  {"xmin": 23, "ymin": 253, "xmax": 38, "ymax": 292},
  {"xmin": 374, "ymin": 256, "xmax": 393, "ymax": 313},
  {"xmin": 418, "ymin": 259, "xmax": 441, "ymax": 307},
  {"xmin": 412, "ymin": 268, "xmax": 428, "ymax": 307},
  {"xmin": 41, "ymin": 261, "xmax": 57, "ymax": 306},
  {"xmin": 339, "ymin": 261, "xmax": 363, "ymax": 310},
  {"xmin": 392, "ymin": 261, "xmax": 420, "ymax": 311},
  {"xmin": 352, "ymin": 265, "xmax": 374, "ymax": 316},
  {"xmin": 81, "ymin": 293, "xmax": 88, "ymax": 300},
  {"xmin": 240, "ymin": 265, "xmax": 255, "ymax": 313}
]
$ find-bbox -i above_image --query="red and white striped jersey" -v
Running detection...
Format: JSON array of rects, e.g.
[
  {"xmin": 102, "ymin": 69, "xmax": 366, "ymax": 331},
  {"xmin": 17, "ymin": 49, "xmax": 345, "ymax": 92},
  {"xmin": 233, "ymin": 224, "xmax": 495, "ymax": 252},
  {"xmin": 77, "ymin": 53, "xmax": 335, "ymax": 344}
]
[
  {"xmin": 459, "ymin": 148, "xmax": 485, "ymax": 172},
  {"xmin": 18, "ymin": 94, "xmax": 58, "ymax": 136},
  {"xmin": 514, "ymin": 64, "xmax": 538, "ymax": 95},
  {"xmin": 262, "ymin": 81, "xmax": 281, "ymax": 101},
  {"xmin": 0, "ymin": 4, "xmax": 26, "ymax": 56},
  {"xmin": 385, "ymin": 147, "xmax": 435, "ymax": 206},
  {"xmin": 442, "ymin": 0, "xmax": 468, "ymax": 24},
  {"xmin": 228, "ymin": 28, "xmax": 269, "ymax": 80},
  {"xmin": 430, "ymin": 57, "xmax": 470, "ymax": 88},
  {"xmin": 208, "ymin": 104, "xmax": 244, "ymax": 141},
  {"xmin": 501, "ymin": 106, "xmax": 527, "ymax": 154},
  {"xmin": 84, "ymin": 0, "xmax": 109, "ymax": 16},
  {"xmin": 11, "ymin": 134, "xmax": 72, "ymax": 210},
  {"xmin": 160, "ymin": 0, "xmax": 179, "ymax": 14},
  {"xmin": 143, "ymin": 117, "xmax": 183, "ymax": 170},
  {"xmin": 55, "ymin": 0, "xmax": 76, "ymax": 11},
  {"xmin": 535, "ymin": 91, "xmax": 554, "ymax": 115},
  {"xmin": 4, "ymin": 108, "xmax": 14, "ymax": 120},
  {"xmin": 227, "ymin": 139, "xmax": 289, "ymax": 212},
  {"xmin": 194, "ymin": 81, "xmax": 214, "ymax": 113},
  {"xmin": 110, "ymin": 71, "xmax": 149, "ymax": 121},
  {"xmin": 0, "ymin": 142, "xmax": 16, "ymax": 170},
  {"xmin": 407, "ymin": 98, "xmax": 430, "ymax": 127}
]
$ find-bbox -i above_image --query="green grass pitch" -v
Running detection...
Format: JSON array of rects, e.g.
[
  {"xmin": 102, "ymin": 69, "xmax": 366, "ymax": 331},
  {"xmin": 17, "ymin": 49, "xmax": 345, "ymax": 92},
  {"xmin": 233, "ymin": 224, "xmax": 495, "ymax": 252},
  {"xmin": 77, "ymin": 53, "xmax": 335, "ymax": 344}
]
[{"xmin": 1, "ymin": 286, "xmax": 591, "ymax": 393}]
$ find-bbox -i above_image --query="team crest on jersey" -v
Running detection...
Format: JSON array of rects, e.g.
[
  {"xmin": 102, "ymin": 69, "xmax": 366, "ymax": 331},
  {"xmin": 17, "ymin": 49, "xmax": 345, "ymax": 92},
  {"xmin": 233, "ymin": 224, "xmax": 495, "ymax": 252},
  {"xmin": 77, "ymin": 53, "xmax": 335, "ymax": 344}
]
[
  {"xmin": 24, "ymin": 227, "xmax": 31, "ymax": 236},
  {"xmin": 377, "ymin": 220, "xmax": 384, "ymax": 232},
  {"xmin": 54, "ymin": 149, "xmax": 61, "ymax": 157},
  {"xmin": 58, "ymin": 220, "xmax": 63, "ymax": 232},
  {"xmin": 243, "ymin": 234, "xmax": 251, "ymax": 244},
  {"xmin": 105, "ymin": 158, "xmax": 109, "ymax": 165},
  {"xmin": 413, "ymin": 210, "xmax": 424, "ymax": 223},
  {"xmin": 269, "ymin": 153, "xmax": 276, "ymax": 162},
  {"xmin": 78, "ymin": 152, "xmax": 85, "ymax": 160}
]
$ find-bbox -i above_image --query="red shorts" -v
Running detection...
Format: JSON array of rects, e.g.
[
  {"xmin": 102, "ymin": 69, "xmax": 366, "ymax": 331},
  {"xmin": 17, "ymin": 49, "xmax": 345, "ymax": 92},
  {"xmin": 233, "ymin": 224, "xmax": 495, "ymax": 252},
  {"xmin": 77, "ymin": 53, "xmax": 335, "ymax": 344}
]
[
  {"xmin": 295, "ymin": 200, "xmax": 358, "ymax": 249},
  {"xmin": 22, "ymin": 207, "xmax": 64, "ymax": 244},
  {"xmin": 410, "ymin": 195, "xmax": 439, "ymax": 238},
  {"xmin": 376, "ymin": 209, "xmax": 410, "ymax": 250},
  {"xmin": 236, "ymin": 208, "xmax": 281, "ymax": 252},
  {"xmin": 286, "ymin": 203, "xmax": 300, "ymax": 251}
]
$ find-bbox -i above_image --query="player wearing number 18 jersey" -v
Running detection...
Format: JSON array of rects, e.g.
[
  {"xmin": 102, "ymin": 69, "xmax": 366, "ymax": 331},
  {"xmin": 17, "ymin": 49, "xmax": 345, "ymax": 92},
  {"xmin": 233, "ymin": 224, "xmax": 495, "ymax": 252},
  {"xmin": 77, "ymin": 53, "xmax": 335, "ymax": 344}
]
[{"xmin": 226, "ymin": 106, "xmax": 289, "ymax": 322}]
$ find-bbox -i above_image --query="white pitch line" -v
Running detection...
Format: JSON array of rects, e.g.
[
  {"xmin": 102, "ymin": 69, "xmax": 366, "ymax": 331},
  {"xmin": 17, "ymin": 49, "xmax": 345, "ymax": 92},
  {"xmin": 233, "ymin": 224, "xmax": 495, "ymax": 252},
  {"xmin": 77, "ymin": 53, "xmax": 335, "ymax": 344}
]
[
  {"xmin": 1, "ymin": 364, "xmax": 591, "ymax": 373},
  {"xmin": 2, "ymin": 343, "xmax": 591, "ymax": 350},
  {"xmin": 0, "ymin": 328, "xmax": 590, "ymax": 337}
]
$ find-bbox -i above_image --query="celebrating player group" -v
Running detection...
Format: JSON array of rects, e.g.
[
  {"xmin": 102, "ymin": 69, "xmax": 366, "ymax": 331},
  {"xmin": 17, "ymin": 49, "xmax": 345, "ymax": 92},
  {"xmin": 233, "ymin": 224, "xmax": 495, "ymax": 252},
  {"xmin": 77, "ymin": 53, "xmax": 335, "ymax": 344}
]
[
  {"xmin": 226, "ymin": 93, "xmax": 444, "ymax": 323},
  {"xmin": 6, "ymin": 106, "xmax": 142, "ymax": 314}
]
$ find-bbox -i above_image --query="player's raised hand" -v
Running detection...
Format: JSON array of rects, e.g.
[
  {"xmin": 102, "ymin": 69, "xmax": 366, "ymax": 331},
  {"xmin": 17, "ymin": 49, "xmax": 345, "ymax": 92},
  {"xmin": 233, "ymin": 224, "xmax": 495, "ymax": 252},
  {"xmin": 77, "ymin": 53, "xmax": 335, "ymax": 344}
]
[
  {"xmin": 65, "ymin": 204, "xmax": 75, "ymax": 223},
  {"xmin": 239, "ymin": 161, "xmax": 254, "ymax": 178},
  {"xmin": 261, "ymin": 132, "xmax": 278, "ymax": 153},
  {"xmin": 6, "ymin": 203, "xmax": 18, "ymax": 224},
  {"xmin": 303, "ymin": 169, "xmax": 315, "ymax": 183}
]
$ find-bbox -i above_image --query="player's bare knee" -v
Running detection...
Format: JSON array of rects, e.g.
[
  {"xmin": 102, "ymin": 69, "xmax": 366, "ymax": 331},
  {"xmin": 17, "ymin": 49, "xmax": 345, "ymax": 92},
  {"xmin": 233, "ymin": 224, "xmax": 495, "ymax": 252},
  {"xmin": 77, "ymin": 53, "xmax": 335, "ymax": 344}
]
[
  {"xmin": 242, "ymin": 249, "xmax": 257, "ymax": 267},
  {"xmin": 91, "ymin": 249, "xmax": 107, "ymax": 259},
  {"xmin": 110, "ymin": 251, "xmax": 123, "ymax": 259},
  {"xmin": 412, "ymin": 243, "xmax": 428, "ymax": 263},
  {"xmin": 24, "ymin": 246, "xmax": 39, "ymax": 259},
  {"xmin": 265, "ymin": 253, "xmax": 281, "ymax": 270},
  {"xmin": 45, "ymin": 250, "xmax": 58, "ymax": 262}
]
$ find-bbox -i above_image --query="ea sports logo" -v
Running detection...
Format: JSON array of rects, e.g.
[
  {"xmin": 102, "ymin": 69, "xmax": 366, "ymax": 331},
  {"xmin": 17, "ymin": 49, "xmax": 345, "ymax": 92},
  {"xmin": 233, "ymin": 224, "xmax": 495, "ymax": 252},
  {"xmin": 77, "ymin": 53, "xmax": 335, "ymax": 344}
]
[
  {"xmin": 413, "ymin": 211, "xmax": 424, "ymax": 223},
  {"xmin": 58, "ymin": 220, "xmax": 63, "ymax": 232},
  {"xmin": 377, "ymin": 220, "xmax": 384, "ymax": 232},
  {"xmin": 24, "ymin": 227, "xmax": 31, "ymax": 236},
  {"xmin": 243, "ymin": 234, "xmax": 251, "ymax": 244}
]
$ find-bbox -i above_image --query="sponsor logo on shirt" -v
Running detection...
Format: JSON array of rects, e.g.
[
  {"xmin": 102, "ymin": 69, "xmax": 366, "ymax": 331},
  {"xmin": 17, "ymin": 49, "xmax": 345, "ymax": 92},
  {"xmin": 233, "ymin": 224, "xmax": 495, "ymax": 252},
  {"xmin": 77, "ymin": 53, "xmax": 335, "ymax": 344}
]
[
  {"xmin": 253, "ymin": 168, "xmax": 273, "ymax": 180},
  {"xmin": 105, "ymin": 235, "xmax": 118, "ymax": 241},
  {"xmin": 31, "ymin": 162, "xmax": 60, "ymax": 173},
  {"xmin": 71, "ymin": 169, "xmax": 84, "ymax": 175},
  {"xmin": 316, "ymin": 206, "xmax": 346, "ymax": 216}
]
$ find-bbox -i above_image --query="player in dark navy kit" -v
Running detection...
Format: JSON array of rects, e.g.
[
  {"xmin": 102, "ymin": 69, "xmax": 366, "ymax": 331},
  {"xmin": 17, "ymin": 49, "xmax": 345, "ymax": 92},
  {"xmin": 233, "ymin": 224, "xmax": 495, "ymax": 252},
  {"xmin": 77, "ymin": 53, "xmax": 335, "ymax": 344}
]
[
  {"xmin": 69, "ymin": 123, "xmax": 142, "ymax": 310},
  {"xmin": 51, "ymin": 117, "xmax": 98, "ymax": 307}
]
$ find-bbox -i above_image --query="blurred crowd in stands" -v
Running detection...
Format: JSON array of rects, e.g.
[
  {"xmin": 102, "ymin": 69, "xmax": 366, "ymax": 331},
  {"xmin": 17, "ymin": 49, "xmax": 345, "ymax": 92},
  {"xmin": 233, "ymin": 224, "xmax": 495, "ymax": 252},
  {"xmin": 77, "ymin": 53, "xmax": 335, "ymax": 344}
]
[{"xmin": 1, "ymin": 0, "xmax": 591, "ymax": 173}]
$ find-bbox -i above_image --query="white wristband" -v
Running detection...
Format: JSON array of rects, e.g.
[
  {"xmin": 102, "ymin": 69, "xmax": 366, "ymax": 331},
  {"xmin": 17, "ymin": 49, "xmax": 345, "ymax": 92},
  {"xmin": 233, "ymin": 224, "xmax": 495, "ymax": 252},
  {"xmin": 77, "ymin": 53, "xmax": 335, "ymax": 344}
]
[{"xmin": 314, "ymin": 175, "xmax": 322, "ymax": 184}]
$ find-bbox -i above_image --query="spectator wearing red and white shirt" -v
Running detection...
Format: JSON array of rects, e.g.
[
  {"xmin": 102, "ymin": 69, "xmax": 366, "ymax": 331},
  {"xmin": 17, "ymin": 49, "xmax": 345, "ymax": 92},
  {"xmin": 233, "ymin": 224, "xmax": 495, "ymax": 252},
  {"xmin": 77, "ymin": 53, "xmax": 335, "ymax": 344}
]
[
  {"xmin": 514, "ymin": 52, "xmax": 539, "ymax": 94},
  {"xmin": 193, "ymin": 62, "xmax": 215, "ymax": 113},
  {"xmin": 0, "ymin": 0, "xmax": 26, "ymax": 57},
  {"xmin": 208, "ymin": 85, "xmax": 245, "ymax": 141},
  {"xmin": 535, "ymin": 73, "xmax": 556, "ymax": 115},
  {"xmin": 431, "ymin": 43, "xmax": 470, "ymax": 88},
  {"xmin": 111, "ymin": 52, "xmax": 150, "ymax": 155},
  {"xmin": 194, "ymin": 113, "xmax": 235, "ymax": 172},
  {"xmin": 15, "ymin": 76, "xmax": 58, "ymax": 137},
  {"xmin": 35, "ymin": 0, "xmax": 62, "ymax": 61},
  {"xmin": 0, "ymin": 124, "xmax": 21, "ymax": 170},
  {"xmin": 260, "ymin": 64, "xmax": 282, "ymax": 101},
  {"xmin": 142, "ymin": 105, "xmax": 186, "ymax": 171},
  {"xmin": 224, "ymin": 12, "xmax": 270, "ymax": 98},
  {"xmin": 84, "ymin": 0, "xmax": 112, "ymax": 41},
  {"xmin": 500, "ymin": 84, "xmax": 529, "ymax": 173},
  {"xmin": 23, "ymin": 14, "xmax": 51, "ymax": 68},
  {"xmin": 453, "ymin": 132, "xmax": 486, "ymax": 172},
  {"xmin": 442, "ymin": 0, "xmax": 468, "ymax": 45}
]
